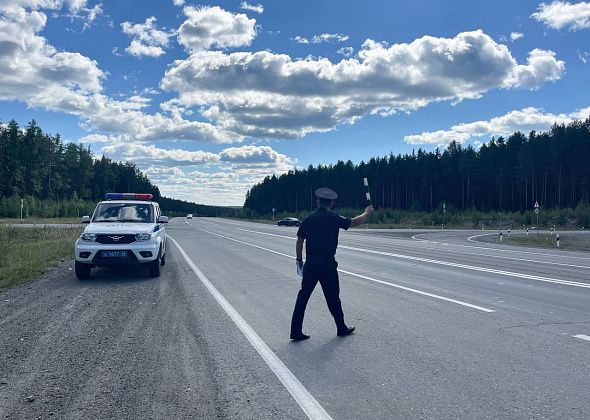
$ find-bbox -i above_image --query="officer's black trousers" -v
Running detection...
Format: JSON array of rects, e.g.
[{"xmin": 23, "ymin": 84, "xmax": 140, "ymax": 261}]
[{"xmin": 290, "ymin": 260, "xmax": 346, "ymax": 334}]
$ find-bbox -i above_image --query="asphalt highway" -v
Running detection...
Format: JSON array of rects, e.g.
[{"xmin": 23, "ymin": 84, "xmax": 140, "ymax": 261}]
[{"xmin": 1, "ymin": 217, "xmax": 589, "ymax": 419}]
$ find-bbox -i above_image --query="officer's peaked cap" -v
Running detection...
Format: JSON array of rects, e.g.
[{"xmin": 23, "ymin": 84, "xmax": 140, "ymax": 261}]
[{"xmin": 315, "ymin": 187, "xmax": 338, "ymax": 200}]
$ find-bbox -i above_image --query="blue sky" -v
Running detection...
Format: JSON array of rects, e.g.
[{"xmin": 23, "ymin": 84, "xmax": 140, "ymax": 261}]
[{"xmin": 1, "ymin": 0, "xmax": 589, "ymax": 205}]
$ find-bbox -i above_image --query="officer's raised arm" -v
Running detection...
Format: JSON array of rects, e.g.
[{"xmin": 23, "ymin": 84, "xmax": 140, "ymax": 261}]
[{"xmin": 350, "ymin": 205, "xmax": 374, "ymax": 228}]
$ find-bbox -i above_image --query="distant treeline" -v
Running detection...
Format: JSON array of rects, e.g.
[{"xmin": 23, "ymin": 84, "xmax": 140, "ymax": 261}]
[
  {"xmin": 244, "ymin": 118, "xmax": 590, "ymax": 214},
  {"xmin": 0, "ymin": 119, "xmax": 234, "ymax": 218}
]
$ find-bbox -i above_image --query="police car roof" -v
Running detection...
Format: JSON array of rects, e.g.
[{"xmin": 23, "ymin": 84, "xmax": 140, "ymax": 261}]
[{"xmin": 99, "ymin": 200, "xmax": 158, "ymax": 205}]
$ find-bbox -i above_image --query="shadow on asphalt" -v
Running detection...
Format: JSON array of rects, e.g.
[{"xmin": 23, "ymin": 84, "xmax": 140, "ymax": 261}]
[{"xmin": 73, "ymin": 266, "xmax": 155, "ymax": 286}]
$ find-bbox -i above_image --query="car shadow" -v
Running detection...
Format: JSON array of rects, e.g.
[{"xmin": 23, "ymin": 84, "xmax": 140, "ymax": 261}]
[{"xmin": 74, "ymin": 265, "xmax": 154, "ymax": 286}]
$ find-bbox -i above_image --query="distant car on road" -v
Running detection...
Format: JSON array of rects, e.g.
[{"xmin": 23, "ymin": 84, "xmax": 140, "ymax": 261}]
[
  {"xmin": 277, "ymin": 217, "xmax": 301, "ymax": 227},
  {"xmin": 74, "ymin": 193, "xmax": 168, "ymax": 280},
  {"xmin": 186, "ymin": 214, "xmax": 193, "ymax": 219}
]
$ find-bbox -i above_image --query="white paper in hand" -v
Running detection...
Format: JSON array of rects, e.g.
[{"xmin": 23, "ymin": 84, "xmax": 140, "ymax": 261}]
[{"xmin": 296, "ymin": 261, "xmax": 304, "ymax": 277}]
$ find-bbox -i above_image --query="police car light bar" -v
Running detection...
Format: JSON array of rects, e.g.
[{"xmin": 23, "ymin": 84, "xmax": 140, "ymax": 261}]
[{"xmin": 105, "ymin": 193, "xmax": 153, "ymax": 200}]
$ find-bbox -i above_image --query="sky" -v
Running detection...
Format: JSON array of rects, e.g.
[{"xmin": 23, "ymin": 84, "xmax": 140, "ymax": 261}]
[{"xmin": 1, "ymin": 0, "xmax": 589, "ymax": 206}]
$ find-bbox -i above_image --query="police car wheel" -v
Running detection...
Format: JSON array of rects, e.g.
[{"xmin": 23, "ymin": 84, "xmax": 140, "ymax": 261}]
[
  {"xmin": 149, "ymin": 255, "xmax": 161, "ymax": 277},
  {"xmin": 75, "ymin": 261, "xmax": 91, "ymax": 280},
  {"xmin": 160, "ymin": 252, "xmax": 166, "ymax": 266}
]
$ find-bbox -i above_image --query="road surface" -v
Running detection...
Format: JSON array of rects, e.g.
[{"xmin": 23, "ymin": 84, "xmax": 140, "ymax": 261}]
[{"xmin": 1, "ymin": 217, "xmax": 588, "ymax": 419}]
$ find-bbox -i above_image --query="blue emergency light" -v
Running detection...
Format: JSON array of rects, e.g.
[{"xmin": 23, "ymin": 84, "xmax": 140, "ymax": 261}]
[{"xmin": 105, "ymin": 193, "xmax": 153, "ymax": 200}]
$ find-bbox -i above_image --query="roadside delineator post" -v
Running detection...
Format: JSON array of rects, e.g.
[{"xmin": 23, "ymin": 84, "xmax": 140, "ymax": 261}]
[
  {"xmin": 499, "ymin": 230, "xmax": 503, "ymax": 241},
  {"xmin": 526, "ymin": 227, "xmax": 529, "ymax": 236},
  {"xmin": 556, "ymin": 233, "xmax": 560, "ymax": 248},
  {"xmin": 508, "ymin": 228, "xmax": 511, "ymax": 237}
]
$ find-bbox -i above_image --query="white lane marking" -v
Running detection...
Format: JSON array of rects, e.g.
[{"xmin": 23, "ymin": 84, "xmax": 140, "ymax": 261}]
[
  {"xmin": 467, "ymin": 233, "xmax": 497, "ymax": 241},
  {"xmin": 573, "ymin": 334, "xmax": 590, "ymax": 342},
  {"xmin": 232, "ymin": 227, "xmax": 590, "ymax": 289},
  {"xmin": 412, "ymin": 232, "xmax": 590, "ymax": 261},
  {"xmin": 187, "ymin": 223, "xmax": 495, "ymax": 313},
  {"xmin": 168, "ymin": 236, "xmax": 332, "ymax": 420},
  {"xmin": 236, "ymin": 228, "xmax": 590, "ymax": 269}
]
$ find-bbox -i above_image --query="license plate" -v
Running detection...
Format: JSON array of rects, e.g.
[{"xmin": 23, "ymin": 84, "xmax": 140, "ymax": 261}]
[{"xmin": 102, "ymin": 250, "xmax": 128, "ymax": 258}]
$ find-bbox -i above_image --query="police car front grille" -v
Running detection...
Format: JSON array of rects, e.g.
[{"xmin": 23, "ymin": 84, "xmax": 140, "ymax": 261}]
[{"xmin": 95, "ymin": 234, "xmax": 136, "ymax": 244}]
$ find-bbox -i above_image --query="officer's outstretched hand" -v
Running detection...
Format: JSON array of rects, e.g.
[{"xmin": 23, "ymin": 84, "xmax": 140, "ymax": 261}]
[{"xmin": 365, "ymin": 205, "xmax": 374, "ymax": 215}]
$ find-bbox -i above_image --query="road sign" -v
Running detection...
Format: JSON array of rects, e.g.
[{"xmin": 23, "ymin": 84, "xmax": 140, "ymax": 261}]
[
  {"xmin": 534, "ymin": 201, "xmax": 539, "ymax": 209},
  {"xmin": 272, "ymin": 207, "xmax": 276, "ymax": 212},
  {"xmin": 534, "ymin": 208, "xmax": 539, "ymax": 214}
]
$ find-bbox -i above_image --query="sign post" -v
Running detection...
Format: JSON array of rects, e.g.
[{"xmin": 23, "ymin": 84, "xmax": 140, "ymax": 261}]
[
  {"xmin": 534, "ymin": 201, "xmax": 539, "ymax": 232},
  {"xmin": 20, "ymin": 198, "xmax": 24, "ymax": 223},
  {"xmin": 443, "ymin": 202, "xmax": 446, "ymax": 229},
  {"xmin": 272, "ymin": 207, "xmax": 276, "ymax": 221}
]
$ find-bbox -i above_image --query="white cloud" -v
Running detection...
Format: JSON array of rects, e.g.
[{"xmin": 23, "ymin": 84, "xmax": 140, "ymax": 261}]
[
  {"xmin": 578, "ymin": 50, "xmax": 589, "ymax": 63},
  {"xmin": 101, "ymin": 142, "xmax": 220, "ymax": 166},
  {"xmin": 337, "ymin": 46, "xmax": 354, "ymax": 57},
  {"xmin": 80, "ymin": 3, "xmax": 101, "ymax": 31},
  {"xmin": 291, "ymin": 33, "xmax": 349, "ymax": 44},
  {"xmin": 125, "ymin": 40, "xmax": 165, "ymax": 58},
  {"xmin": 172, "ymin": 0, "xmax": 184, "ymax": 6},
  {"xmin": 505, "ymin": 49, "xmax": 565, "ymax": 90},
  {"xmin": 531, "ymin": 1, "xmax": 590, "ymax": 30},
  {"xmin": 161, "ymin": 30, "xmax": 566, "ymax": 139},
  {"xmin": 510, "ymin": 32, "xmax": 524, "ymax": 41},
  {"xmin": 121, "ymin": 17, "xmax": 171, "ymax": 58},
  {"xmin": 403, "ymin": 106, "xmax": 590, "ymax": 146},
  {"xmin": 0, "ymin": 9, "xmax": 105, "ymax": 100},
  {"xmin": 177, "ymin": 6, "xmax": 257, "ymax": 52},
  {"xmin": 0, "ymin": 0, "xmax": 87, "ymax": 13},
  {"xmin": 79, "ymin": 133, "xmax": 112, "ymax": 143},
  {"xmin": 99, "ymin": 143, "xmax": 294, "ymax": 205},
  {"xmin": 0, "ymin": 6, "xmax": 237, "ymax": 144},
  {"xmin": 240, "ymin": 2, "xmax": 264, "ymax": 14}
]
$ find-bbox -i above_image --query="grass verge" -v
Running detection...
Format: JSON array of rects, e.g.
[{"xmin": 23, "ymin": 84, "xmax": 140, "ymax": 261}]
[
  {"xmin": 0, "ymin": 217, "xmax": 80, "ymax": 225},
  {"xmin": 476, "ymin": 233, "xmax": 590, "ymax": 252},
  {"xmin": 0, "ymin": 226, "xmax": 82, "ymax": 290}
]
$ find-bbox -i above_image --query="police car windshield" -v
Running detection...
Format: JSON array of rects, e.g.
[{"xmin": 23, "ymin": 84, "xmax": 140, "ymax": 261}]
[{"xmin": 92, "ymin": 203, "xmax": 153, "ymax": 223}]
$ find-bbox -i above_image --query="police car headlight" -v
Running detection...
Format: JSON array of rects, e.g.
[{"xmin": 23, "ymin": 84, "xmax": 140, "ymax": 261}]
[
  {"xmin": 80, "ymin": 233, "xmax": 97, "ymax": 242},
  {"xmin": 135, "ymin": 233, "xmax": 152, "ymax": 241}
]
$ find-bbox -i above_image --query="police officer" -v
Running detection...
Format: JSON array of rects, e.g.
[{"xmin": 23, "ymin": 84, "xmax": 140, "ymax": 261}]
[{"xmin": 290, "ymin": 187, "xmax": 374, "ymax": 341}]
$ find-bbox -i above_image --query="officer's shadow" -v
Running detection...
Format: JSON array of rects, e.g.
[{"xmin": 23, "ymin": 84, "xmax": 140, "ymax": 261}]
[{"xmin": 286, "ymin": 334, "xmax": 353, "ymax": 368}]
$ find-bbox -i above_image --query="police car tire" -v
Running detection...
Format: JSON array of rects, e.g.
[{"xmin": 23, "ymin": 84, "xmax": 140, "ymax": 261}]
[
  {"xmin": 160, "ymin": 252, "xmax": 166, "ymax": 266},
  {"xmin": 75, "ymin": 261, "xmax": 91, "ymax": 280},
  {"xmin": 149, "ymin": 256, "xmax": 161, "ymax": 277}
]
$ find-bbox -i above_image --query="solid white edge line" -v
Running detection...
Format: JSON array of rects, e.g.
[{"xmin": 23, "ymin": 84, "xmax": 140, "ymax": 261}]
[
  {"xmin": 168, "ymin": 236, "xmax": 333, "ymax": 420},
  {"xmin": 189, "ymin": 223, "xmax": 495, "ymax": 313},
  {"xmin": 573, "ymin": 334, "xmax": 590, "ymax": 342},
  {"xmin": 234, "ymin": 227, "xmax": 590, "ymax": 289}
]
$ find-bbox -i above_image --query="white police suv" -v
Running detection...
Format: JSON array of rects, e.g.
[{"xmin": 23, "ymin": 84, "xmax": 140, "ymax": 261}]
[{"xmin": 74, "ymin": 193, "xmax": 168, "ymax": 279}]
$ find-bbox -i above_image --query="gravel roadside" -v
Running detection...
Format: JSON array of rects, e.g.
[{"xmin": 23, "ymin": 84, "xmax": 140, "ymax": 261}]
[{"xmin": 0, "ymin": 250, "xmax": 303, "ymax": 419}]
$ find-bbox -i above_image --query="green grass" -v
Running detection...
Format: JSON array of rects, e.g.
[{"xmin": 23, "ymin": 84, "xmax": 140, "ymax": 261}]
[
  {"xmin": 480, "ymin": 233, "xmax": 590, "ymax": 252},
  {"xmin": 0, "ymin": 217, "xmax": 81, "ymax": 225},
  {"xmin": 0, "ymin": 226, "xmax": 83, "ymax": 290},
  {"xmin": 506, "ymin": 234, "xmax": 590, "ymax": 252}
]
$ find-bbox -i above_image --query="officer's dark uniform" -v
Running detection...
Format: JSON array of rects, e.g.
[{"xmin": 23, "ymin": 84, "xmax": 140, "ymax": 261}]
[{"xmin": 290, "ymin": 190, "xmax": 352, "ymax": 338}]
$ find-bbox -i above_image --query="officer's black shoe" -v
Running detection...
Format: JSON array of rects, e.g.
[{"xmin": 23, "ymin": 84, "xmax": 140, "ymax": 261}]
[
  {"xmin": 337, "ymin": 325, "xmax": 355, "ymax": 337},
  {"xmin": 290, "ymin": 333, "xmax": 310, "ymax": 341}
]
